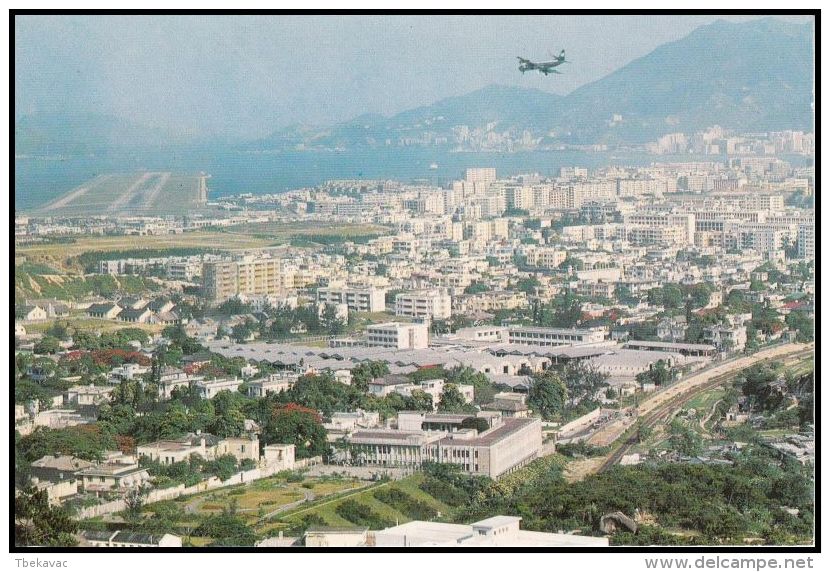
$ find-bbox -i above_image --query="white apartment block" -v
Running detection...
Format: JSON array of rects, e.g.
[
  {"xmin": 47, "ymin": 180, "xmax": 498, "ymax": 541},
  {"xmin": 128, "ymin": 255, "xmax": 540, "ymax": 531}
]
[
  {"xmin": 395, "ymin": 290, "xmax": 452, "ymax": 320},
  {"xmin": 317, "ymin": 285, "xmax": 387, "ymax": 313},
  {"xmin": 203, "ymin": 257, "xmax": 283, "ymax": 303},
  {"xmin": 465, "ymin": 168, "xmax": 497, "ymax": 186},
  {"xmin": 366, "ymin": 322, "xmax": 429, "ymax": 349}
]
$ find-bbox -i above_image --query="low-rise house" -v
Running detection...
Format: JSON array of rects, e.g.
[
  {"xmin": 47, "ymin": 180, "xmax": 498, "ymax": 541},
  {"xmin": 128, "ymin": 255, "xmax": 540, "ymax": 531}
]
[
  {"xmin": 15, "ymin": 304, "xmax": 48, "ymax": 322},
  {"xmin": 483, "ymin": 392, "xmax": 530, "ymax": 418},
  {"xmin": 247, "ymin": 372, "xmax": 299, "ymax": 398},
  {"xmin": 150, "ymin": 310, "xmax": 180, "ymax": 326},
  {"xmin": 194, "ymin": 377, "xmax": 243, "ymax": 399},
  {"xmin": 87, "ymin": 302, "xmax": 123, "ymax": 320},
  {"xmin": 64, "ymin": 384, "xmax": 114, "ymax": 406},
  {"xmin": 148, "ymin": 298, "xmax": 176, "ymax": 314},
  {"xmin": 181, "ymin": 352, "xmax": 214, "ymax": 369},
  {"xmin": 32, "ymin": 477, "xmax": 79, "ymax": 505},
  {"xmin": 109, "ymin": 362, "xmax": 150, "ymax": 381},
  {"xmin": 704, "ymin": 324, "xmax": 747, "ymax": 351},
  {"xmin": 32, "ymin": 409, "xmax": 94, "ymax": 431},
  {"xmin": 368, "ymin": 374, "xmax": 413, "ymax": 397},
  {"xmin": 30, "ymin": 454, "xmax": 94, "ymax": 483},
  {"xmin": 137, "ymin": 432, "xmax": 222, "ymax": 465},
  {"xmin": 118, "ymin": 307, "xmax": 154, "ymax": 323},
  {"xmin": 657, "ymin": 316, "xmax": 688, "ymax": 342},
  {"xmin": 394, "ymin": 379, "xmax": 474, "ymax": 410},
  {"xmin": 137, "ymin": 432, "xmax": 256, "ymax": 465},
  {"xmin": 158, "ymin": 366, "xmax": 193, "ymax": 399},
  {"xmin": 118, "ymin": 297, "xmax": 150, "ymax": 310},
  {"xmin": 76, "ymin": 462, "xmax": 151, "ymax": 493},
  {"xmin": 216, "ymin": 435, "xmax": 260, "ymax": 464}
]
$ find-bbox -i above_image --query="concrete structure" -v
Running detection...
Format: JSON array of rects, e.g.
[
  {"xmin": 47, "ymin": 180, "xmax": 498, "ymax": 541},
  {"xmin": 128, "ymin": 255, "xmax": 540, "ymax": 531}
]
[
  {"xmin": 455, "ymin": 325, "xmax": 606, "ymax": 346},
  {"xmin": 262, "ymin": 444, "xmax": 296, "ymax": 470},
  {"xmin": 395, "ymin": 290, "xmax": 452, "ymax": 320},
  {"xmin": 366, "ymin": 322, "xmax": 429, "ymax": 349},
  {"xmin": 623, "ymin": 340, "xmax": 716, "ymax": 357},
  {"xmin": 484, "ymin": 392, "xmax": 530, "ymax": 418},
  {"xmin": 30, "ymin": 455, "xmax": 94, "ymax": 484},
  {"xmin": 76, "ymin": 462, "xmax": 151, "ymax": 493},
  {"xmin": 339, "ymin": 413, "xmax": 542, "ymax": 479},
  {"xmin": 194, "ymin": 377, "xmax": 242, "ymax": 399},
  {"xmin": 305, "ymin": 527, "xmax": 368, "ymax": 548},
  {"xmin": 373, "ymin": 515, "xmax": 608, "ymax": 547},
  {"xmin": 203, "ymin": 257, "xmax": 283, "ymax": 303},
  {"xmin": 81, "ymin": 531, "xmax": 183, "ymax": 548},
  {"xmin": 317, "ymin": 285, "xmax": 386, "ymax": 313},
  {"xmin": 137, "ymin": 432, "xmax": 243, "ymax": 465},
  {"xmin": 247, "ymin": 372, "xmax": 299, "ymax": 398}
]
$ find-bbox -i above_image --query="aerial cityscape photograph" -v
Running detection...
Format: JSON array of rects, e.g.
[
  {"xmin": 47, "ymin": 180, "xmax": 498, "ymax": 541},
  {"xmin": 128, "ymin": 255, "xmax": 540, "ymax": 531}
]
[{"xmin": 12, "ymin": 11, "xmax": 817, "ymax": 554}]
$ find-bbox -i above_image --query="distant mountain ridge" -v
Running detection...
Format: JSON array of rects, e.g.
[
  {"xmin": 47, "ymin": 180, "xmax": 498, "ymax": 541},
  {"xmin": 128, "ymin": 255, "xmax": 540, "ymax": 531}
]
[
  {"xmin": 553, "ymin": 18, "xmax": 815, "ymax": 142},
  {"xmin": 15, "ymin": 18, "xmax": 814, "ymax": 155},
  {"xmin": 255, "ymin": 18, "xmax": 814, "ymax": 148}
]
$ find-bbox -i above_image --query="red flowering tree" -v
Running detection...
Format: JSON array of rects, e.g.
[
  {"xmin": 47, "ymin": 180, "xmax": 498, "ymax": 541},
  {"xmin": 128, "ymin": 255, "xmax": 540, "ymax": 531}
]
[{"xmin": 262, "ymin": 403, "xmax": 327, "ymax": 459}]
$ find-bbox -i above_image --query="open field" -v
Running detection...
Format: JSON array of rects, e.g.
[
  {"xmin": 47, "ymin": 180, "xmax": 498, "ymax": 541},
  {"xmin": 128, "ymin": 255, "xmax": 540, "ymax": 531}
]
[
  {"xmin": 264, "ymin": 473, "xmax": 455, "ymax": 534},
  {"xmin": 222, "ymin": 221, "xmax": 389, "ymax": 240},
  {"xmin": 17, "ymin": 231, "xmax": 276, "ymax": 259},
  {"xmin": 147, "ymin": 474, "xmax": 364, "ymax": 527},
  {"xmin": 22, "ymin": 316, "xmax": 165, "ymax": 335},
  {"xmin": 32, "ymin": 172, "xmax": 208, "ymax": 216},
  {"xmin": 16, "ymin": 221, "xmax": 391, "ymax": 271}
]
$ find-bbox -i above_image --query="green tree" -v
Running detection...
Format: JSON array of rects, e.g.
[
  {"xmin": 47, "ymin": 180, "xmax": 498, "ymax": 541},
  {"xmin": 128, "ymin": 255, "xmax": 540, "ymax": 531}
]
[
  {"xmin": 528, "ymin": 371, "xmax": 568, "ymax": 420},
  {"xmin": 15, "ymin": 486, "xmax": 78, "ymax": 547},
  {"xmin": 437, "ymin": 384, "xmax": 472, "ymax": 413},
  {"xmin": 34, "ymin": 336, "xmax": 61, "ymax": 355},
  {"xmin": 262, "ymin": 404, "xmax": 328, "ymax": 459},
  {"xmin": 320, "ymin": 304, "xmax": 346, "ymax": 336},
  {"xmin": 669, "ymin": 420, "xmax": 702, "ymax": 457},
  {"xmin": 350, "ymin": 361, "xmax": 389, "ymax": 392},
  {"xmin": 209, "ymin": 391, "xmax": 247, "ymax": 438},
  {"xmin": 123, "ymin": 485, "xmax": 149, "ymax": 521},
  {"xmin": 406, "ymin": 389, "xmax": 434, "ymax": 412}
]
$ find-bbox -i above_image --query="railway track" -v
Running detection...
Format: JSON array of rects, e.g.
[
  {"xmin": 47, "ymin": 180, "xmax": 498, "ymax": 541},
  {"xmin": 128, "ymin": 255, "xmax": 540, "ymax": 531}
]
[{"xmin": 596, "ymin": 345, "xmax": 814, "ymax": 473}]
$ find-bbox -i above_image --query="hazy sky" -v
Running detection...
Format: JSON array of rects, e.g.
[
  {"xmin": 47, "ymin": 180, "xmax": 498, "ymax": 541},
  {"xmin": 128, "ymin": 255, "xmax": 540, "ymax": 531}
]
[{"xmin": 14, "ymin": 14, "xmax": 812, "ymax": 140}]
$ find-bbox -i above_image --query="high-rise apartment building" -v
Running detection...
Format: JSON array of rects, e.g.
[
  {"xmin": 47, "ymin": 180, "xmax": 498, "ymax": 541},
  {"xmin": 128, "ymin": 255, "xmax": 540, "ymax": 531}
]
[{"xmin": 203, "ymin": 257, "xmax": 282, "ymax": 303}]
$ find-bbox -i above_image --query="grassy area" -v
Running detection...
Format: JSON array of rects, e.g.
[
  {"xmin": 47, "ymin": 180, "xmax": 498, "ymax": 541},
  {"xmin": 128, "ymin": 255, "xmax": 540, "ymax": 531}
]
[
  {"xmin": 16, "ymin": 231, "xmax": 277, "ymax": 270},
  {"xmin": 22, "ymin": 316, "xmax": 164, "ymax": 335},
  {"xmin": 16, "ymin": 222, "xmax": 391, "ymax": 272},
  {"xmin": 15, "ymin": 271, "xmax": 162, "ymax": 303},
  {"xmin": 222, "ymin": 221, "xmax": 389, "ymax": 240},
  {"xmin": 684, "ymin": 388, "xmax": 726, "ymax": 415},
  {"xmin": 145, "ymin": 473, "xmax": 365, "ymax": 532},
  {"xmin": 269, "ymin": 473, "xmax": 456, "ymax": 534}
]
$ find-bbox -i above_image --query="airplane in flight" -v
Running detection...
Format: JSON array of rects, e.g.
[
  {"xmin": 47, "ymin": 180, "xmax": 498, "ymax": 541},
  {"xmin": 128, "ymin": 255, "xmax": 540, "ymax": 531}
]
[{"xmin": 517, "ymin": 50, "xmax": 568, "ymax": 75}]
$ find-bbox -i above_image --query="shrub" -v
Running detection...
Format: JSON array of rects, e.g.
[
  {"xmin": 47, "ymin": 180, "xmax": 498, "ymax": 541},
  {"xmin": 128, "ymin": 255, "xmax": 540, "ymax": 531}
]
[
  {"xmin": 335, "ymin": 500, "xmax": 394, "ymax": 529},
  {"xmin": 373, "ymin": 488, "xmax": 437, "ymax": 520}
]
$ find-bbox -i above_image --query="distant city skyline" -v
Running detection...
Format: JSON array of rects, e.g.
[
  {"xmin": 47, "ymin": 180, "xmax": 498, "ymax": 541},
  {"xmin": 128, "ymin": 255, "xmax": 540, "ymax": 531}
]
[{"xmin": 15, "ymin": 14, "xmax": 812, "ymax": 140}]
